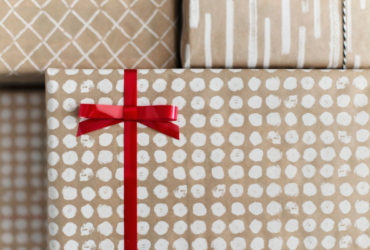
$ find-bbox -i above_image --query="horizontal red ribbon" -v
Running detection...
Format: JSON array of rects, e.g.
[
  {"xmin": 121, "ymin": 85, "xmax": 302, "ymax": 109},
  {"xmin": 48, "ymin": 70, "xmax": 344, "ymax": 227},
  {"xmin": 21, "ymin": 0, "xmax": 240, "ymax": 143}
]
[{"xmin": 76, "ymin": 69, "xmax": 180, "ymax": 250}]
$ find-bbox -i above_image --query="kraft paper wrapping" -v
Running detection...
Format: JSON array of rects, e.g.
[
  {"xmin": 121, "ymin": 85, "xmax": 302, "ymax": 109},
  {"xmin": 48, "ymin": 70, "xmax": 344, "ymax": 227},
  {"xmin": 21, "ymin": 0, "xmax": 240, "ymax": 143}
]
[
  {"xmin": 0, "ymin": 0, "xmax": 179, "ymax": 84},
  {"xmin": 344, "ymin": 0, "xmax": 370, "ymax": 69},
  {"xmin": 181, "ymin": 0, "xmax": 344, "ymax": 69},
  {"xmin": 46, "ymin": 68, "xmax": 370, "ymax": 250},
  {"xmin": 0, "ymin": 92, "xmax": 47, "ymax": 250}
]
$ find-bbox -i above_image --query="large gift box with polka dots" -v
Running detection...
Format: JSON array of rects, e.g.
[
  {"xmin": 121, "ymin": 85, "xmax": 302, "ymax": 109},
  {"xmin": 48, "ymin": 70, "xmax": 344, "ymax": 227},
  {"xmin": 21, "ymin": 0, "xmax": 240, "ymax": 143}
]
[
  {"xmin": 0, "ymin": 92, "xmax": 47, "ymax": 250},
  {"xmin": 46, "ymin": 68, "xmax": 370, "ymax": 250}
]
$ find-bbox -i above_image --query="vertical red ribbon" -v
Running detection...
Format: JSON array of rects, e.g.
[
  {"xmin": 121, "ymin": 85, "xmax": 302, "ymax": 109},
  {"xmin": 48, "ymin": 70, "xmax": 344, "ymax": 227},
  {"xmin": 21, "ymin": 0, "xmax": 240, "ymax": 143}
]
[
  {"xmin": 77, "ymin": 69, "xmax": 179, "ymax": 249},
  {"xmin": 124, "ymin": 70, "xmax": 137, "ymax": 250}
]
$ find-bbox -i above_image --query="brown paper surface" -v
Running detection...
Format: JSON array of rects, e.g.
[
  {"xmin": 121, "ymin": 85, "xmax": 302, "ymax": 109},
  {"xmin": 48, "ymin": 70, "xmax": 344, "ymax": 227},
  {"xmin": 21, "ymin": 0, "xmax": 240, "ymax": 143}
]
[
  {"xmin": 46, "ymin": 68, "xmax": 370, "ymax": 250},
  {"xmin": 0, "ymin": 0, "xmax": 179, "ymax": 84},
  {"xmin": 181, "ymin": 0, "xmax": 344, "ymax": 69},
  {"xmin": 345, "ymin": 0, "xmax": 370, "ymax": 69},
  {"xmin": 0, "ymin": 91, "xmax": 47, "ymax": 250}
]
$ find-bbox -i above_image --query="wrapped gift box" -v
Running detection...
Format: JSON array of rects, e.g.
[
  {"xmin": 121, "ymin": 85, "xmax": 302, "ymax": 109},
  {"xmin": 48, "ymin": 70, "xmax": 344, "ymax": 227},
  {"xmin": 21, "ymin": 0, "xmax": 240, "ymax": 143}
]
[
  {"xmin": 46, "ymin": 68, "xmax": 370, "ymax": 250},
  {"xmin": 0, "ymin": 92, "xmax": 47, "ymax": 250},
  {"xmin": 0, "ymin": 0, "xmax": 179, "ymax": 84},
  {"xmin": 344, "ymin": 0, "xmax": 370, "ymax": 69},
  {"xmin": 181, "ymin": 0, "xmax": 344, "ymax": 69}
]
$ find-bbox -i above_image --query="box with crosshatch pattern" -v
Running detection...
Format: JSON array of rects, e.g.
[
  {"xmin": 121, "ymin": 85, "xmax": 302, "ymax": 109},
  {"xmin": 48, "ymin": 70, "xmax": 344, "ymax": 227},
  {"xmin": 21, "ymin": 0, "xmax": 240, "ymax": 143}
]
[
  {"xmin": 46, "ymin": 68, "xmax": 370, "ymax": 250},
  {"xmin": 0, "ymin": 92, "xmax": 47, "ymax": 250},
  {"xmin": 0, "ymin": 0, "xmax": 179, "ymax": 84}
]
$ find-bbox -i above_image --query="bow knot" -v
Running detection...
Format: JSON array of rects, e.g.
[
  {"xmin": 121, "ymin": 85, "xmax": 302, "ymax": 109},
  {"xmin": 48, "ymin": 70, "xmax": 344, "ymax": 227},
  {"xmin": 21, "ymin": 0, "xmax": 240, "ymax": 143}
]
[{"xmin": 123, "ymin": 106, "xmax": 137, "ymax": 121}]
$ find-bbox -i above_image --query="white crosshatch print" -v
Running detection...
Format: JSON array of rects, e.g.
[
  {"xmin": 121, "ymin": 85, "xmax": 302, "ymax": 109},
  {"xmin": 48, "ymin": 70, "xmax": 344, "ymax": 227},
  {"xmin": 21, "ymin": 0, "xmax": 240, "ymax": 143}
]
[{"xmin": 0, "ymin": 0, "xmax": 179, "ymax": 79}]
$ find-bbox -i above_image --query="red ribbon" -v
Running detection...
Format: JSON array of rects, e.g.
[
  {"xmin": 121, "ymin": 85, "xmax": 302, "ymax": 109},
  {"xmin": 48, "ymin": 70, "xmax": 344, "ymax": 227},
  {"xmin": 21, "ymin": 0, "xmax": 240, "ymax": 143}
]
[{"xmin": 76, "ymin": 70, "xmax": 180, "ymax": 249}]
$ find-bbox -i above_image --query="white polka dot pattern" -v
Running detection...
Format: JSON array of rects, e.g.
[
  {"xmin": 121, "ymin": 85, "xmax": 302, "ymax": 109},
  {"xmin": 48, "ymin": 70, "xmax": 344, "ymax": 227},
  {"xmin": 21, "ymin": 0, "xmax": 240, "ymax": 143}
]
[
  {"xmin": 0, "ymin": 92, "xmax": 47, "ymax": 250},
  {"xmin": 46, "ymin": 69, "xmax": 370, "ymax": 250}
]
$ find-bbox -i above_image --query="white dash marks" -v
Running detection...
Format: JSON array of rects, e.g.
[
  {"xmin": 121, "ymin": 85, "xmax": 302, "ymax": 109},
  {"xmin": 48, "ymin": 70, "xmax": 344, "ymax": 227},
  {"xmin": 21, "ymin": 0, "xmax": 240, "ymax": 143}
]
[
  {"xmin": 360, "ymin": 0, "xmax": 366, "ymax": 9},
  {"xmin": 282, "ymin": 0, "xmax": 291, "ymax": 55},
  {"xmin": 225, "ymin": 0, "xmax": 234, "ymax": 68},
  {"xmin": 314, "ymin": 0, "xmax": 321, "ymax": 38},
  {"xmin": 184, "ymin": 44, "xmax": 191, "ymax": 69},
  {"xmin": 205, "ymin": 13, "xmax": 212, "ymax": 68},
  {"xmin": 189, "ymin": 0, "xmax": 200, "ymax": 29},
  {"xmin": 347, "ymin": 0, "xmax": 352, "ymax": 52},
  {"xmin": 264, "ymin": 18, "xmax": 271, "ymax": 69},
  {"xmin": 354, "ymin": 55, "xmax": 361, "ymax": 69},
  {"xmin": 302, "ymin": 0, "xmax": 309, "ymax": 13},
  {"xmin": 328, "ymin": 0, "xmax": 340, "ymax": 68},
  {"xmin": 248, "ymin": 0, "xmax": 258, "ymax": 68},
  {"xmin": 297, "ymin": 26, "xmax": 306, "ymax": 68}
]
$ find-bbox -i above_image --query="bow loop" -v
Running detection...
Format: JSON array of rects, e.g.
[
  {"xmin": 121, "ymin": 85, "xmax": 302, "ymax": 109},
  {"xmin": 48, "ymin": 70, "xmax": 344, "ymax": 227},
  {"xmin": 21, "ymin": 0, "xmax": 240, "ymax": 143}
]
[
  {"xmin": 79, "ymin": 104, "xmax": 123, "ymax": 119},
  {"xmin": 136, "ymin": 105, "xmax": 178, "ymax": 122}
]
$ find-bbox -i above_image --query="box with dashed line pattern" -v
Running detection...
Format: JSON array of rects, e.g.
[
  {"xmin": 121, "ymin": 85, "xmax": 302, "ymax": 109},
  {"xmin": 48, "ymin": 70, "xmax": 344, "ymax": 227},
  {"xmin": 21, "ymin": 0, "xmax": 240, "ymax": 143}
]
[{"xmin": 181, "ymin": 0, "xmax": 344, "ymax": 69}]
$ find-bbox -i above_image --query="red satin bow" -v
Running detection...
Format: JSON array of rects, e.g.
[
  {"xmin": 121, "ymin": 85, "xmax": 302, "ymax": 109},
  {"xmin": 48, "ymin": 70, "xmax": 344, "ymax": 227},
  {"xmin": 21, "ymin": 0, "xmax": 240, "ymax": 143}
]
[
  {"xmin": 77, "ymin": 104, "xmax": 179, "ymax": 139},
  {"xmin": 76, "ymin": 70, "xmax": 180, "ymax": 250}
]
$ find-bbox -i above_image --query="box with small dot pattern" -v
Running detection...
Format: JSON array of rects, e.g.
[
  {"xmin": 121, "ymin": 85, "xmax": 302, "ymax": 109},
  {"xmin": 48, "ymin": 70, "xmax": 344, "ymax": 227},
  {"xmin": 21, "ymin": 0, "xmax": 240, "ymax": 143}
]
[{"xmin": 0, "ymin": 92, "xmax": 47, "ymax": 250}]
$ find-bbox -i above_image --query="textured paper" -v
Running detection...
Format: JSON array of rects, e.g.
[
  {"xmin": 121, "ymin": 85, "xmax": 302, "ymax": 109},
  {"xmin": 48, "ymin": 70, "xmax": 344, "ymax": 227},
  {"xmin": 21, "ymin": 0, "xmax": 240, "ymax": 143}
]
[
  {"xmin": 345, "ymin": 0, "xmax": 370, "ymax": 69},
  {"xmin": 181, "ymin": 0, "xmax": 344, "ymax": 69},
  {"xmin": 0, "ymin": 0, "xmax": 179, "ymax": 84},
  {"xmin": 0, "ymin": 92, "xmax": 47, "ymax": 250},
  {"xmin": 46, "ymin": 68, "xmax": 370, "ymax": 250}
]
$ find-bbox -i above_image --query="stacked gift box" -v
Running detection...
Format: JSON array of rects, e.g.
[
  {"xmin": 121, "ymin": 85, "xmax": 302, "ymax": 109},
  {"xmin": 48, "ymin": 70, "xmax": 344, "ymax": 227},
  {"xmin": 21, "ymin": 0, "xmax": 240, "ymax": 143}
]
[
  {"xmin": 0, "ymin": 91, "xmax": 46, "ymax": 250},
  {"xmin": 1, "ymin": 1, "xmax": 370, "ymax": 250},
  {"xmin": 45, "ymin": 68, "xmax": 370, "ymax": 250}
]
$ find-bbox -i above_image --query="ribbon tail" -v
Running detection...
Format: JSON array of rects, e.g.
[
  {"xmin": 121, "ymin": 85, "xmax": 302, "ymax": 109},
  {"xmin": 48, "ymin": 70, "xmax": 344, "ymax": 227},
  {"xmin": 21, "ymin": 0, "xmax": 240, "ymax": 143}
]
[
  {"xmin": 140, "ymin": 120, "xmax": 180, "ymax": 139},
  {"xmin": 79, "ymin": 104, "xmax": 125, "ymax": 119},
  {"xmin": 77, "ymin": 119, "xmax": 122, "ymax": 137}
]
